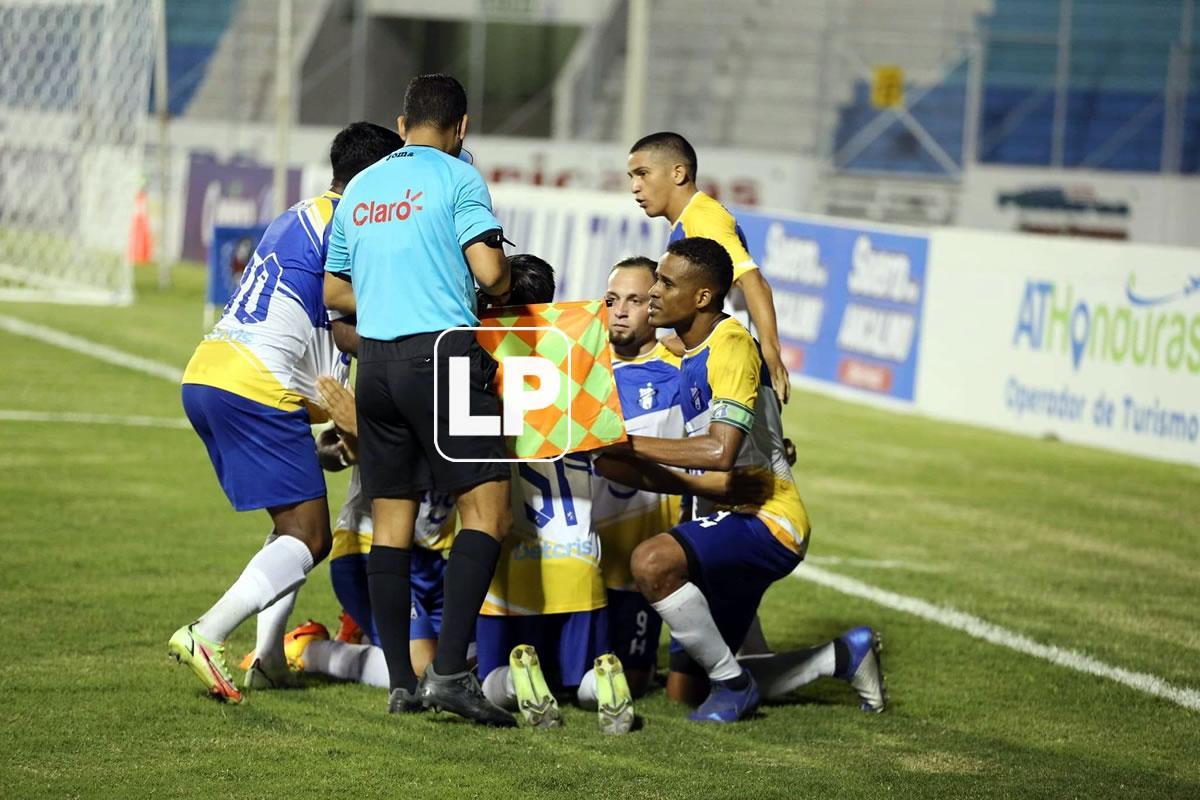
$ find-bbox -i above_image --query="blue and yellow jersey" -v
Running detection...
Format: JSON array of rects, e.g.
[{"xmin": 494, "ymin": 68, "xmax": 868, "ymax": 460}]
[
  {"xmin": 482, "ymin": 456, "xmax": 606, "ymax": 616},
  {"xmin": 669, "ymin": 191, "xmax": 758, "ymax": 283},
  {"xmin": 679, "ymin": 317, "xmax": 810, "ymax": 554},
  {"xmin": 330, "ymin": 467, "xmax": 457, "ymax": 561},
  {"xmin": 592, "ymin": 342, "xmax": 685, "ymax": 591},
  {"xmin": 182, "ymin": 191, "xmax": 348, "ymax": 421}
]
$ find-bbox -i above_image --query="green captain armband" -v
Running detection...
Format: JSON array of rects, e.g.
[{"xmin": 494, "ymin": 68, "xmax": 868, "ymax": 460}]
[{"xmin": 710, "ymin": 398, "xmax": 754, "ymax": 433}]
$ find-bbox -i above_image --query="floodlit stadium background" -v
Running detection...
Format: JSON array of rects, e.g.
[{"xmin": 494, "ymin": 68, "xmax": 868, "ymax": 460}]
[{"xmin": 0, "ymin": 2, "xmax": 1197, "ymax": 798}]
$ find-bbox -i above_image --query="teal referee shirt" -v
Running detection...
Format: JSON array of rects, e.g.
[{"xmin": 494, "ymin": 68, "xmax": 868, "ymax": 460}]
[{"xmin": 325, "ymin": 144, "xmax": 503, "ymax": 340}]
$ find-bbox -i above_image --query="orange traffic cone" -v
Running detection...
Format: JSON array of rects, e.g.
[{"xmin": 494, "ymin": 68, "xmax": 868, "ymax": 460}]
[{"xmin": 127, "ymin": 188, "xmax": 153, "ymax": 265}]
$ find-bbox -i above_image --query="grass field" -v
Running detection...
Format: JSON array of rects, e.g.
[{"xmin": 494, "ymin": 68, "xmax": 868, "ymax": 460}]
[{"xmin": 1, "ymin": 267, "xmax": 1198, "ymax": 799}]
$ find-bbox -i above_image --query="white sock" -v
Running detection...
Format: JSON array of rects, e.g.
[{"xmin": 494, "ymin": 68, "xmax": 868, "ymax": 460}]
[
  {"xmin": 738, "ymin": 643, "xmax": 836, "ymax": 700},
  {"xmin": 481, "ymin": 666, "xmax": 517, "ymax": 711},
  {"xmin": 252, "ymin": 533, "xmax": 293, "ymax": 669},
  {"xmin": 576, "ymin": 668, "xmax": 598, "ymax": 710},
  {"xmin": 302, "ymin": 641, "xmax": 390, "ymax": 688},
  {"xmin": 195, "ymin": 535, "xmax": 314, "ymax": 643},
  {"xmin": 651, "ymin": 582, "xmax": 743, "ymax": 683},
  {"xmin": 254, "ymin": 590, "xmax": 298, "ymax": 670}
]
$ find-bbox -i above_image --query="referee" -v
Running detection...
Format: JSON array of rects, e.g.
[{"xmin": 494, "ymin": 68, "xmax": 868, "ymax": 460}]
[{"xmin": 324, "ymin": 75, "xmax": 514, "ymax": 726}]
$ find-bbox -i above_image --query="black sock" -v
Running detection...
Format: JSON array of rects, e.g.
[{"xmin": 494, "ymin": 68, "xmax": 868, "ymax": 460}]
[
  {"xmin": 725, "ymin": 670, "xmax": 751, "ymax": 691},
  {"xmin": 366, "ymin": 545, "xmax": 415, "ymax": 692},
  {"xmin": 833, "ymin": 638, "xmax": 851, "ymax": 678},
  {"xmin": 432, "ymin": 529, "xmax": 500, "ymax": 675}
]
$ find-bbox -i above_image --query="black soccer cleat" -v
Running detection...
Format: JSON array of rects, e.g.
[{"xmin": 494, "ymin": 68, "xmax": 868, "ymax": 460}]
[
  {"xmin": 387, "ymin": 686, "xmax": 425, "ymax": 714},
  {"xmin": 418, "ymin": 666, "xmax": 517, "ymax": 727}
]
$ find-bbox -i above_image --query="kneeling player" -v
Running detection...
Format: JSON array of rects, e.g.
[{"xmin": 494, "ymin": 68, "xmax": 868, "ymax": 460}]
[
  {"xmin": 593, "ymin": 257, "xmax": 684, "ymax": 698},
  {"xmin": 612, "ymin": 238, "xmax": 885, "ymax": 722}
]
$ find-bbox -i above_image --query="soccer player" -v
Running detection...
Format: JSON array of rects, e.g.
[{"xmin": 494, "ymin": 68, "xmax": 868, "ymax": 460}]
[
  {"xmin": 465, "ymin": 255, "xmax": 621, "ymax": 730},
  {"xmin": 324, "ymin": 74, "xmax": 515, "ymax": 726},
  {"xmin": 592, "ymin": 257, "xmax": 684, "ymax": 698},
  {"xmin": 613, "ymin": 237, "xmax": 885, "ymax": 722},
  {"xmin": 627, "ymin": 131, "xmax": 792, "ymax": 404},
  {"xmin": 170, "ymin": 122, "xmax": 404, "ymax": 704}
]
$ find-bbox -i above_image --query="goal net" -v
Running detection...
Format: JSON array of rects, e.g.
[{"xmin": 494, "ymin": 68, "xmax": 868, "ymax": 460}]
[{"xmin": 0, "ymin": 0, "xmax": 154, "ymax": 305}]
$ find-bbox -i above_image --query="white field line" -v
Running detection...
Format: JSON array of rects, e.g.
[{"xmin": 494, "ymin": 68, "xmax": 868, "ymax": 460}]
[
  {"xmin": 6, "ymin": 315, "xmax": 1196, "ymax": 713},
  {"xmin": 794, "ymin": 564, "xmax": 1200, "ymax": 712},
  {"xmin": 806, "ymin": 555, "xmax": 942, "ymax": 572},
  {"xmin": 0, "ymin": 313, "xmax": 183, "ymax": 383},
  {"xmin": 0, "ymin": 409, "xmax": 190, "ymax": 429}
]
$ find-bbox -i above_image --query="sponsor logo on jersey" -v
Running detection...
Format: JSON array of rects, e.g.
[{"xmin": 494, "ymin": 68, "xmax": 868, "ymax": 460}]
[{"xmin": 352, "ymin": 189, "xmax": 424, "ymax": 226}]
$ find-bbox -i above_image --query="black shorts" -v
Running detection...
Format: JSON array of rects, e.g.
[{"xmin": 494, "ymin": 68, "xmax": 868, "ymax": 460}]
[{"xmin": 355, "ymin": 331, "xmax": 508, "ymax": 499}]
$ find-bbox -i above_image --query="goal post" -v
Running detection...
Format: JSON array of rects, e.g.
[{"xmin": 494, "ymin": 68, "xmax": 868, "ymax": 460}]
[{"xmin": 0, "ymin": 0, "xmax": 155, "ymax": 305}]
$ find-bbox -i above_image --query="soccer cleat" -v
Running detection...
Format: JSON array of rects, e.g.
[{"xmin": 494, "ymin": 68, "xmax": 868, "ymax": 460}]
[
  {"xmin": 168, "ymin": 624, "xmax": 243, "ymax": 704},
  {"xmin": 688, "ymin": 673, "xmax": 760, "ymax": 723},
  {"xmin": 508, "ymin": 645, "xmax": 561, "ymax": 728},
  {"xmin": 593, "ymin": 653, "xmax": 634, "ymax": 734},
  {"xmin": 838, "ymin": 626, "xmax": 888, "ymax": 713},
  {"xmin": 418, "ymin": 666, "xmax": 516, "ymax": 727},
  {"xmin": 388, "ymin": 687, "xmax": 424, "ymax": 714},
  {"xmin": 283, "ymin": 619, "xmax": 330, "ymax": 671},
  {"xmin": 236, "ymin": 619, "xmax": 330, "ymax": 672},
  {"xmin": 243, "ymin": 657, "xmax": 299, "ymax": 690},
  {"xmin": 333, "ymin": 610, "xmax": 363, "ymax": 643}
]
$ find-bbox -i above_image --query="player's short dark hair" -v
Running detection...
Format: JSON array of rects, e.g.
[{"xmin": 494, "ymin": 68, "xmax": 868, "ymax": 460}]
[
  {"xmin": 403, "ymin": 74, "xmax": 468, "ymax": 131},
  {"xmin": 666, "ymin": 237, "xmax": 733, "ymax": 306},
  {"xmin": 330, "ymin": 121, "xmax": 404, "ymax": 185},
  {"xmin": 507, "ymin": 254, "xmax": 556, "ymax": 305},
  {"xmin": 629, "ymin": 131, "xmax": 698, "ymax": 181},
  {"xmin": 610, "ymin": 256, "xmax": 658, "ymax": 279}
]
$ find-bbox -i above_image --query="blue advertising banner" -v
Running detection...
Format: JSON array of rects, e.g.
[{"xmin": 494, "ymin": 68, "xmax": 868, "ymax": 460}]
[{"xmin": 735, "ymin": 211, "xmax": 929, "ymax": 401}]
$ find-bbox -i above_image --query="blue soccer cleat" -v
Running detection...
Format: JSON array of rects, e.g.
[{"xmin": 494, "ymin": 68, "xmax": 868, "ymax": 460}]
[
  {"xmin": 688, "ymin": 672, "xmax": 760, "ymax": 723},
  {"xmin": 838, "ymin": 626, "xmax": 888, "ymax": 713}
]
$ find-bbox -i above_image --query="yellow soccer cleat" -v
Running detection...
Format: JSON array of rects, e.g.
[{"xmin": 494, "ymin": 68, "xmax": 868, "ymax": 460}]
[
  {"xmin": 509, "ymin": 644, "xmax": 562, "ymax": 729},
  {"xmin": 168, "ymin": 624, "xmax": 243, "ymax": 704},
  {"xmin": 594, "ymin": 653, "xmax": 634, "ymax": 734},
  {"xmin": 283, "ymin": 619, "xmax": 330, "ymax": 671}
]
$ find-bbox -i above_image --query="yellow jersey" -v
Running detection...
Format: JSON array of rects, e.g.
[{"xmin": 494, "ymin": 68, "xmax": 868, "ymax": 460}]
[
  {"xmin": 670, "ymin": 191, "xmax": 759, "ymax": 283},
  {"xmin": 679, "ymin": 317, "xmax": 810, "ymax": 554}
]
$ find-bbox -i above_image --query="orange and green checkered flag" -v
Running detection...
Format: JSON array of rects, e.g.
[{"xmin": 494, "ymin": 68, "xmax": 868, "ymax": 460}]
[{"xmin": 477, "ymin": 300, "xmax": 627, "ymax": 459}]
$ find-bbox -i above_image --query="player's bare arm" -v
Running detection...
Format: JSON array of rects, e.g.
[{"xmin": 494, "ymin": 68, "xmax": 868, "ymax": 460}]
[
  {"xmin": 330, "ymin": 317, "xmax": 359, "ymax": 356},
  {"xmin": 736, "ymin": 269, "xmax": 789, "ymax": 405},
  {"xmin": 324, "ymin": 272, "xmax": 356, "ymax": 315},
  {"xmin": 617, "ymin": 420, "xmax": 746, "ymax": 472},
  {"xmin": 595, "ymin": 451, "xmax": 771, "ymax": 506}
]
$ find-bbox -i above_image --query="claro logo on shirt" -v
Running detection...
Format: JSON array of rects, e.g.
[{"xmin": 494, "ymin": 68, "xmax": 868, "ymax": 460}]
[{"xmin": 352, "ymin": 189, "xmax": 424, "ymax": 226}]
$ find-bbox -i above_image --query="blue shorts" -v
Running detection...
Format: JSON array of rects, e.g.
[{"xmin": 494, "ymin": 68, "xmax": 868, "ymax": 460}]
[
  {"xmin": 409, "ymin": 548, "xmax": 446, "ymax": 641},
  {"xmin": 476, "ymin": 608, "xmax": 609, "ymax": 689},
  {"xmin": 182, "ymin": 384, "xmax": 325, "ymax": 511},
  {"xmin": 606, "ymin": 589, "xmax": 662, "ymax": 672},
  {"xmin": 667, "ymin": 512, "xmax": 802, "ymax": 670},
  {"xmin": 330, "ymin": 546, "xmax": 447, "ymax": 645}
]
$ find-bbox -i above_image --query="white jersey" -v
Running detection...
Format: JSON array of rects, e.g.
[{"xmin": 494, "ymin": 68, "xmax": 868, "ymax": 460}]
[
  {"xmin": 591, "ymin": 343, "xmax": 686, "ymax": 591},
  {"xmin": 482, "ymin": 455, "xmax": 606, "ymax": 616},
  {"xmin": 332, "ymin": 467, "xmax": 458, "ymax": 557},
  {"xmin": 182, "ymin": 191, "xmax": 349, "ymax": 421}
]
